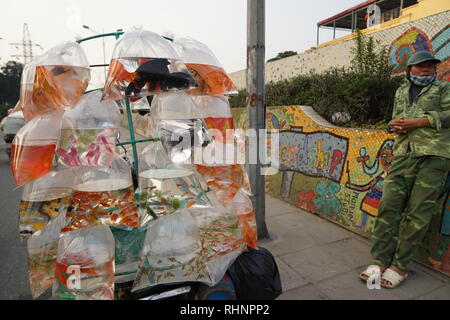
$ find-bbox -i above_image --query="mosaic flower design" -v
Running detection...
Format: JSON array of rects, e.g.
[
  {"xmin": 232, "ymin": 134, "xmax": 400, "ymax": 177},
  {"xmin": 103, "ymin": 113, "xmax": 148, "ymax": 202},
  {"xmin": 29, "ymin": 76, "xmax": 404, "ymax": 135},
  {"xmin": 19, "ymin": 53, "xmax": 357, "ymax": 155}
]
[
  {"xmin": 313, "ymin": 182, "xmax": 341, "ymax": 217},
  {"xmin": 296, "ymin": 190, "xmax": 316, "ymax": 212}
]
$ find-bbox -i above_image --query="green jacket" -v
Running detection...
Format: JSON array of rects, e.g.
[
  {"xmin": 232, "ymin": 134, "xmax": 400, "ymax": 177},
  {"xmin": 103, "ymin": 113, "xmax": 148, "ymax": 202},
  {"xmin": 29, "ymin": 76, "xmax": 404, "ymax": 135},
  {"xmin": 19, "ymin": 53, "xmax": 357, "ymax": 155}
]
[{"xmin": 392, "ymin": 79, "xmax": 450, "ymax": 159}]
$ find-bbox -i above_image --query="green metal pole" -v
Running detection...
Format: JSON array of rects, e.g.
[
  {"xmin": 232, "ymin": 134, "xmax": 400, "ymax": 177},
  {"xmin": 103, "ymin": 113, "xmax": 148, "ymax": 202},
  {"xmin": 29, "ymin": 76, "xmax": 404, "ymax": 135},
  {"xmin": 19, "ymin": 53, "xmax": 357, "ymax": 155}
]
[
  {"xmin": 78, "ymin": 30, "xmax": 173, "ymax": 191},
  {"xmin": 124, "ymin": 98, "xmax": 140, "ymax": 180},
  {"xmin": 77, "ymin": 32, "xmax": 173, "ymax": 44},
  {"xmin": 77, "ymin": 32, "xmax": 124, "ymax": 44}
]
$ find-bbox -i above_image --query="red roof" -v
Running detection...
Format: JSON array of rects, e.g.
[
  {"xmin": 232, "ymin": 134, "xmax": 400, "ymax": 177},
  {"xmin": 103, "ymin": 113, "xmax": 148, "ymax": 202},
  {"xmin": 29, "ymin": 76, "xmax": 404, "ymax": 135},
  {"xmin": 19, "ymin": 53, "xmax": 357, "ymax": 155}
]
[{"xmin": 317, "ymin": 0, "xmax": 376, "ymax": 26}]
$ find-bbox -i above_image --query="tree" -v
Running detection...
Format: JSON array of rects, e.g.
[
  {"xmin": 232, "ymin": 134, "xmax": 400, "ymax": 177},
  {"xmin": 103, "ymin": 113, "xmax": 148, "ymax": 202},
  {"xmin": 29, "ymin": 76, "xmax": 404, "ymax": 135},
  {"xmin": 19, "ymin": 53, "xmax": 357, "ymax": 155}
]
[
  {"xmin": 267, "ymin": 51, "xmax": 298, "ymax": 63},
  {"xmin": 350, "ymin": 29, "xmax": 392, "ymax": 76},
  {"xmin": 0, "ymin": 60, "xmax": 23, "ymax": 120},
  {"xmin": 230, "ymin": 31, "xmax": 403, "ymax": 128}
]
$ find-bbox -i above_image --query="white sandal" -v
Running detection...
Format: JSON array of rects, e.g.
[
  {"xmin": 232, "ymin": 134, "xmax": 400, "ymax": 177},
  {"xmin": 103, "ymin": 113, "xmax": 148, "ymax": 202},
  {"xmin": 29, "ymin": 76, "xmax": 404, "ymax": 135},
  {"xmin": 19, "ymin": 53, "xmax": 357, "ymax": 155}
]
[
  {"xmin": 359, "ymin": 265, "xmax": 382, "ymax": 282},
  {"xmin": 381, "ymin": 268, "xmax": 408, "ymax": 289}
]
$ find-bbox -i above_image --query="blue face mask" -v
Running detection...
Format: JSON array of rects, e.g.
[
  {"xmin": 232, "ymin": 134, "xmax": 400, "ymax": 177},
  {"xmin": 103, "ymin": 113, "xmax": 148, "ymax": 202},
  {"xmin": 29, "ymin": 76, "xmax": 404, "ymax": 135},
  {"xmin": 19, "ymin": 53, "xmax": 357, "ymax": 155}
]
[{"xmin": 409, "ymin": 73, "xmax": 436, "ymax": 87}]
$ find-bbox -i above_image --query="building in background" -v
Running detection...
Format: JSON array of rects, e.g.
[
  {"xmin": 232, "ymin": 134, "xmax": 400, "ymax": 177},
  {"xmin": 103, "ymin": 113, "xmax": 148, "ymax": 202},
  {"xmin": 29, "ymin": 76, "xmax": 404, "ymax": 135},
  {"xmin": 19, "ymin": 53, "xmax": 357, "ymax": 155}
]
[{"xmin": 230, "ymin": 0, "xmax": 450, "ymax": 88}]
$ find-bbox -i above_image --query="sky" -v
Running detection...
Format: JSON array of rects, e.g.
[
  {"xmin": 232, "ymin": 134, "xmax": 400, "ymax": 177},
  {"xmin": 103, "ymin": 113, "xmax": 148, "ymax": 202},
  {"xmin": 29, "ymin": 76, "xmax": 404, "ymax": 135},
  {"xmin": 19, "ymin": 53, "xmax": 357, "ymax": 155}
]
[{"xmin": 0, "ymin": 0, "xmax": 363, "ymax": 87}]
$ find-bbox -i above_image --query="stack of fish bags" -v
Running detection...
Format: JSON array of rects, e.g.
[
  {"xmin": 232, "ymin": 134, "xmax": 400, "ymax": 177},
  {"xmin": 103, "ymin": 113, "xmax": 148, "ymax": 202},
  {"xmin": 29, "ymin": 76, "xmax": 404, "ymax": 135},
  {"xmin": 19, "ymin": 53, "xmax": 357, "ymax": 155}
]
[
  {"xmin": 102, "ymin": 27, "xmax": 247, "ymax": 292},
  {"xmin": 173, "ymin": 37, "xmax": 258, "ymax": 249},
  {"xmin": 14, "ymin": 41, "xmax": 141, "ymax": 300},
  {"xmin": 14, "ymin": 27, "xmax": 253, "ymax": 300}
]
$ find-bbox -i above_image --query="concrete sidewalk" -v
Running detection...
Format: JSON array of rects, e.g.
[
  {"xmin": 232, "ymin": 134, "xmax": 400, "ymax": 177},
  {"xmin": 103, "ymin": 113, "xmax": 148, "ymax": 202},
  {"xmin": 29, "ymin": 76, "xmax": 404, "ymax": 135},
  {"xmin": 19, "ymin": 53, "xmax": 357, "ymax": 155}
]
[{"xmin": 261, "ymin": 195, "xmax": 450, "ymax": 300}]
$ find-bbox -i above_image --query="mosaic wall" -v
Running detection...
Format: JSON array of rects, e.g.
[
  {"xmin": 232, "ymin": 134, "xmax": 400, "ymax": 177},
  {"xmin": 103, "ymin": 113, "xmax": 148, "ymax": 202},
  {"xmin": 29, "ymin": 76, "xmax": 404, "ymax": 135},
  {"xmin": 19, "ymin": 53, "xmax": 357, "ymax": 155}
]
[
  {"xmin": 232, "ymin": 106, "xmax": 450, "ymax": 276},
  {"xmin": 388, "ymin": 24, "xmax": 450, "ymax": 80}
]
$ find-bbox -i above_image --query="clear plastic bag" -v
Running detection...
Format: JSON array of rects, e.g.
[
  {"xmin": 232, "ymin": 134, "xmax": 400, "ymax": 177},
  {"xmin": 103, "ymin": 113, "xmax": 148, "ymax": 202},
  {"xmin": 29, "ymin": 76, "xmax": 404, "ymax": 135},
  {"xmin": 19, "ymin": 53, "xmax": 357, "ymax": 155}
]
[
  {"xmin": 132, "ymin": 210, "xmax": 204, "ymax": 291},
  {"xmin": 195, "ymin": 165, "xmax": 247, "ymax": 208},
  {"xmin": 20, "ymin": 169, "xmax": 76, "ymax": 238},
  {"xmin": 27, "ymin": 204, "xmax": 68, "ymax": 299},
  {"xmin": 150, "ymin": 92, "xmax": 212, "ymax": 164},
  {"xmin": 55, "ymin": 91, "xmax": 120, "ymax": 169},
  {"xmin": 10, "ymin": 110, "xmax": 64, "ymax": 186},
  {"xmin": 52, "ymin": 226, "xmax": 115, "ymax": 300},
  {"xmin": 192, "ymin": 207, "xmax": 246, "ymax": 258},
  {"xmin": 23, "ymin": 42, "xmax": 90, "ymax": 121},
  {"xmin": 133, "ymin": 207, "xmax": 245, "ymax": 290},
  {"xmin": 173, "ymin": 37, "xmax": 237, "ymax": 96},
  {"xmin": 138, "ymin": 141, "xmax": 213, "ymax": 226},
  {"xmin": 102, "ymin": 28, "xmax": 197, "ymax": 102},
  {"xmin": 150, "ymin": 91, "xmax": 203, "ymax": 120},
  {"xmin": 62, "ymin": 156, "xmax": 140, "ymax": 232},
  {"xmin": 194, "ymin": 96, "xmax": 234, "ymax": 143},
  {"xmin": 191, "ymin": 207, "xmax": 246, "ymax": 285},
  {"xmin": 115, "ymin": 96, "xmax": 152, "ymax": 112},
  {"xmin": 18, "ymin": 57, "xmax": 40, "ymax": 119},
  {"xmin": 231, "ymin": 190, "xmax": 258, "ymax": 249},
  {"xmin": 193, "ymin": 95, "xmax": 243, "ymax": 166}
]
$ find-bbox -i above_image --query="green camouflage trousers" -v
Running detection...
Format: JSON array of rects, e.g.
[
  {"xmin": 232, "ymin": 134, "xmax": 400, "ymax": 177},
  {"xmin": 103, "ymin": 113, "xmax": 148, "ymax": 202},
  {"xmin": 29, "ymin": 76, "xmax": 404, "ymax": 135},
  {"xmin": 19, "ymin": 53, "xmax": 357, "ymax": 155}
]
[{"xmin": 371, "ymin": 154, "xmax": 450, "ymax": 271}]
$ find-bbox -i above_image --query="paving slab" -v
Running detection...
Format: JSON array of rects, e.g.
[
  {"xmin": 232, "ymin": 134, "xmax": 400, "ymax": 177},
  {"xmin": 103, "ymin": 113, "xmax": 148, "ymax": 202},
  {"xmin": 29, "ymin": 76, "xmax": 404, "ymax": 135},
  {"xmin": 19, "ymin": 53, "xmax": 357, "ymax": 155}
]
[
  {"xmin": 267, "ymin": 211, "xmax": 354, "ymax": 245},
  {"xmin": 265, "ymin": 197, "xmax": 300, "ymax": 218},
  {"xmin": 261, "ymin": 227, "xmax": 317, "ymax": 256},
  {"xmin": 280, "ymin": 246, "xmax": 354, "ymax": 283},
  {"xmin": 267, "ymin": 208, "xmax": 327, "ymax": 230},
  {"xmin": 264, "ymin": 195, "xmax": 450, "ymax": 300},
  {"xmin": 277, "ymin": 284, "xmax": 330, "ymax": 300},
  {"xmin": 407, "ymin": 261, "xmax": 450, "ymax": 284},
  {"xmin": 314, "ymin": 269, "xmax": 404, "ymax": 300},
  {"xmin": 319, "ymin": 237, "xmax": 374, "ymax": 270},
  {"xmin": 387, "ymin": 263, "xmax": 450, "ymax": 300},
  {"xmin": 417, "ymin": 284, "xmax": 450, "ymax": 300},
  {"xmin": 275, "ymin": 257, "xmax": 309, "ymax": 292}
]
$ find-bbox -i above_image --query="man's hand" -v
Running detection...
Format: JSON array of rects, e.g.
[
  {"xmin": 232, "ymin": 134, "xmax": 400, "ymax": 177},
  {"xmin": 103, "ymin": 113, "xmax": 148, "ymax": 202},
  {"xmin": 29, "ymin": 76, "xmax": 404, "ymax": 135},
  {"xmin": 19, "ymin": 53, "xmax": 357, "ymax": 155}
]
[{"xmin": 388, "ymin": 117, "xmax": 430, "ymax": 134}]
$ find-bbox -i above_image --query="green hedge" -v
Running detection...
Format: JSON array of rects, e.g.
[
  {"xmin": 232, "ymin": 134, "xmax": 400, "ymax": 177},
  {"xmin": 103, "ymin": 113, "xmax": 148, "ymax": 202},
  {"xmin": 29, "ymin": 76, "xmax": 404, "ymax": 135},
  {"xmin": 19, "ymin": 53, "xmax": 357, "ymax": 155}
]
[{"xmin": 230, "ymin": 31, "xmax": 405, "ymax": 129}]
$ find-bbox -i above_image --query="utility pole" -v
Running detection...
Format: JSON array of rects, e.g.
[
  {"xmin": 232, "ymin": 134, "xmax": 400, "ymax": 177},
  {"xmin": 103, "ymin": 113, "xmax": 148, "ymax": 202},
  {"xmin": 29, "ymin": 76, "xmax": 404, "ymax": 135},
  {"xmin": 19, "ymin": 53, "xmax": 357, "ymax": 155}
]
[{"xmin": 247, "ymin": 0, "xmax": 269, "ymax": 240}]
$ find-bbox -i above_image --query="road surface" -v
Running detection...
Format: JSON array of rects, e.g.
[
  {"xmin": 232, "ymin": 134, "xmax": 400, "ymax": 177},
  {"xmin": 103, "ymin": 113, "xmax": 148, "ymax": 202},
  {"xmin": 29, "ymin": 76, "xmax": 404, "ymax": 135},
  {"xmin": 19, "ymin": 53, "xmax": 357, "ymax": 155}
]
[{"xmin": 0, "ymin": 133, "xmax": 32, "ymax": 300}]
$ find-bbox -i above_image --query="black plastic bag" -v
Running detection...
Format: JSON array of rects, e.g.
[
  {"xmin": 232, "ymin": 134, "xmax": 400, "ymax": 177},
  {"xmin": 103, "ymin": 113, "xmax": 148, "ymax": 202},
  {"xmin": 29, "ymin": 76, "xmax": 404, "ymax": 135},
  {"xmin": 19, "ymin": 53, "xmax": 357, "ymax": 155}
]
[{"xmin": 227, "ymin": 247, "xmax": 282, "ymax": 300}]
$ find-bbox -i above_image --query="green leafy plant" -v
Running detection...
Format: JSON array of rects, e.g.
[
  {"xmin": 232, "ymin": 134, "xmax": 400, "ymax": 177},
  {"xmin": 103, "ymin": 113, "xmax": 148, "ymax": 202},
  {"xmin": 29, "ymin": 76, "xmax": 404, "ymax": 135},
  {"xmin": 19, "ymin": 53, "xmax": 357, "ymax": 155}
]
[
  {"xmin": 230, "ymin": 31, "xmax": 404, "ymax": 129},
  {"xmin": 267, "ymin": 51, "xmax": 298, "ymax": 63}
]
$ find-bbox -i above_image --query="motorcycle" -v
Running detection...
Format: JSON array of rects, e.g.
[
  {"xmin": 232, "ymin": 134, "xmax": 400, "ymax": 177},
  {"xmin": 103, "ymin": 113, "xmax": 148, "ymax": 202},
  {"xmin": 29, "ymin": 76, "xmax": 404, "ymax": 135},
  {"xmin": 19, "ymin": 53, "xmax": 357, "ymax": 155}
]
[{"xmin": 3, "ymin": 133, "xmax": 15, "ymax": 160}]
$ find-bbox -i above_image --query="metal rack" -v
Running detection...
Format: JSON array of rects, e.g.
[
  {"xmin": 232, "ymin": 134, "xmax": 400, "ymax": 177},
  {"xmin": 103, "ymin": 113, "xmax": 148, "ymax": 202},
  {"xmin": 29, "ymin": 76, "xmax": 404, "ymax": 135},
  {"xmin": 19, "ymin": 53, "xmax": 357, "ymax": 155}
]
[{"xmin": 77, "ymin": 31, "xmax": 164, "ymax": 184}]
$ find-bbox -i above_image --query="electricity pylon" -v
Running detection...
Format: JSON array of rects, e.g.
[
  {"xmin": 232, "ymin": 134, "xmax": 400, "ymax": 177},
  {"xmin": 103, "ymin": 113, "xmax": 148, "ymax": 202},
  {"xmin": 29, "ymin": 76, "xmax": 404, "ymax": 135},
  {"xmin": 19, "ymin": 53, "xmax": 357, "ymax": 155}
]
[{"xmin": 10, "ymin": 23, "xmax": 43, "ymax": 64}]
